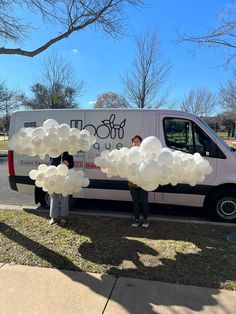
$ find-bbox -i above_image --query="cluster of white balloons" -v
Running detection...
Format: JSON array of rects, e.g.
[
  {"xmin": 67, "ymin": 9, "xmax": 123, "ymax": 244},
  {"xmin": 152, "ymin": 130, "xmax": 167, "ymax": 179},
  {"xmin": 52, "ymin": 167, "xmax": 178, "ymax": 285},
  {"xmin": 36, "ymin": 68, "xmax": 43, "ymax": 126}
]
[
  {"xmin": 29, "ymin": 164, "xmax": 90, "ymax": 196},
  {"xmin": 9, "ymin": 119, "xmax": 96, "ymax": 159},
  {"xmin": 94, "ymin": 136, "xmax": 212, "ymax": 191}
]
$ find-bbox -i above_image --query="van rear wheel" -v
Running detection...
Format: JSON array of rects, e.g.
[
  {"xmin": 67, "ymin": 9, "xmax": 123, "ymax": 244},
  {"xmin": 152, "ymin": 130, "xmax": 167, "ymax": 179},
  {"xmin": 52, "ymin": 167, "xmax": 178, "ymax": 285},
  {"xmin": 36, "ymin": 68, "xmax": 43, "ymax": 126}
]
[{"xmin": 207, "ymin": 188, "xmax": 236, "ymax": 223}]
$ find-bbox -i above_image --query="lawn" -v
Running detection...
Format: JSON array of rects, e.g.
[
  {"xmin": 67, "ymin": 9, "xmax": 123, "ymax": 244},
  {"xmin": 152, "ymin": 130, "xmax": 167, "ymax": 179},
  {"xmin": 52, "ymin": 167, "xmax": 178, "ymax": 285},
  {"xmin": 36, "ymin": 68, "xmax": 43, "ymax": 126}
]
[
  {"xmin": 0, "ymin": 140, "xmax": 8, "ymax": 150},
  {"xmin": 0, "ymin": 209, "xmax": 236, "ymax": 290}
]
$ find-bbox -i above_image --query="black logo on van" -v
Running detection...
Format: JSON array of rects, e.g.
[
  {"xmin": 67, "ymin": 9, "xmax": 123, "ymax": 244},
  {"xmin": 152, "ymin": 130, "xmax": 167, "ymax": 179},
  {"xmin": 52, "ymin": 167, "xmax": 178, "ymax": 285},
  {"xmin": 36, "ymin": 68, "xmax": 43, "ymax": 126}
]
[{"xmin": 71, "ymin": 114, "xmax": 126, "ymax": 139}]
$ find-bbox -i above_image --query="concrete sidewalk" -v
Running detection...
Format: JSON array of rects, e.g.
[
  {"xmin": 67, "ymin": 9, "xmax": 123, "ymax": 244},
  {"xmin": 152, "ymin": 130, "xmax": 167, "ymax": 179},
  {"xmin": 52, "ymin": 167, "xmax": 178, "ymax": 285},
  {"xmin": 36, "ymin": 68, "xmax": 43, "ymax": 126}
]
[{"xmin": 0, "ymin": 263, "xmax": 235, "ymax": 314}]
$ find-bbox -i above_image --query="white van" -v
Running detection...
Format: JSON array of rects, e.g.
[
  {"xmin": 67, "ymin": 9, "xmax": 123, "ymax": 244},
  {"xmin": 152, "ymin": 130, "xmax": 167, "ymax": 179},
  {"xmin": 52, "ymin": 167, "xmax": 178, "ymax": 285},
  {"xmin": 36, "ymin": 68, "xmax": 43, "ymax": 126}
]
[{"xmin": 8, "ymin": 108, "xmax": 236, "ymax": 223}]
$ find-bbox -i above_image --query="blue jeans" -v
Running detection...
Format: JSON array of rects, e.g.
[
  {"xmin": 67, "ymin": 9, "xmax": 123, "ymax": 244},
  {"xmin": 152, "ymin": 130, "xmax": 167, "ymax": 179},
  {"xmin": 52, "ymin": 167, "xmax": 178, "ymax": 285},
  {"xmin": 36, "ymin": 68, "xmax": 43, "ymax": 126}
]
[
  {"xmin": 129, "ymin": 187, "xmax": 149, "ymax": 221},
  {"xmin": 50, "ymin": 193, "xmax": 69, "ymax": 219}
]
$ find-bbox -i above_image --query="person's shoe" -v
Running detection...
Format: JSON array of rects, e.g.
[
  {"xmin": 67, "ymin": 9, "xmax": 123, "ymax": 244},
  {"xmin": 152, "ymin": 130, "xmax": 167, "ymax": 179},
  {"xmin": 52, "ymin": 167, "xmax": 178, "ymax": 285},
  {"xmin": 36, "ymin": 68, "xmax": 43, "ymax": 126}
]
[
  {"xmin": 132, "ymin": 219, "xmax": 140, "ymax": 227},
  {"xmin": 142, "ymin": 220, "xmax": 149, "ymax": 228},
  {"xmin": 49, "ymin": 218, "xmax": 57, "ymax": 225}
]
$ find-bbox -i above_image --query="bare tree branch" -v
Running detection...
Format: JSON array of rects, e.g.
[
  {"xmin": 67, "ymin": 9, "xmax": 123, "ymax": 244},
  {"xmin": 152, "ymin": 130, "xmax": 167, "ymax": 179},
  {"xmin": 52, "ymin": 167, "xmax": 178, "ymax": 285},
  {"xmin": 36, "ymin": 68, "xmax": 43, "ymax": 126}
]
[
  {"xmin": 122, "ymin": 28, "xmax": 171, "ymax": 108},
  {"xmin": 0, "ymin": 0, "xmax": 146, "ymax": 57},
  {"xmin": 219, "ymin": 68, "xmax": 236, "ymax": 113},
  {"xmin": 180, "ymin": 87, "xmax": 216, "ymax": 116},
  {"xmin": 94, "ymin": 92, "xmax": 129, "ymax": 108},
  {"xmin": 175, "ymin": 5, "xmax": 236, "ymax": 67},
  {"xmin": 0, "ymin": 80, "xmax": 22, "ymax": 128},
  {"xmin": 24, "ymin": 51, "xmax": 85, "ymax": 108}
]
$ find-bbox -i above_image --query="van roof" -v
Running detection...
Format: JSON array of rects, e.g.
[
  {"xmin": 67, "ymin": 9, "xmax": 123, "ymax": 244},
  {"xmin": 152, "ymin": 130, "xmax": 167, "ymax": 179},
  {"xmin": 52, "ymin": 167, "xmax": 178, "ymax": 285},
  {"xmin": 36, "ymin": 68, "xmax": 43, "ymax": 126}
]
[{"xmin": 11, "ymin": 108, "xmax": 198, "ymax": 118}]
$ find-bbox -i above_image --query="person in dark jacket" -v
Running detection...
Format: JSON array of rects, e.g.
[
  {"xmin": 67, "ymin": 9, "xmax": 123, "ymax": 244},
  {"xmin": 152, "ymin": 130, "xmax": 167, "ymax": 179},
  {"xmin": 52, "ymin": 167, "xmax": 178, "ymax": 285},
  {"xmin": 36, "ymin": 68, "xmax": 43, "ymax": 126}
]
[
  {"xmin": 49, "ymin": 152, "xmax": 74, "ymax": 225},
  {"xmin": 128, "ymin": 135, "xmax": 149, "ymax": 228}
]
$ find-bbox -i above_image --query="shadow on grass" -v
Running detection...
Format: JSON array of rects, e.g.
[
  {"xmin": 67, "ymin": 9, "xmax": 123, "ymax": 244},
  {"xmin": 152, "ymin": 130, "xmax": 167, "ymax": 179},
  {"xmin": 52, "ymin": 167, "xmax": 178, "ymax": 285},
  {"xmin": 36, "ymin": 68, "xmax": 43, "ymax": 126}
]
[
  {"xmin": 0, "ymin": 221, "xmax": 79, "ymax": 271},
  {"xmin": 23, "ymin": 207, "xmax": 236, "ymax": 289},
  {"xmin": 3, "ymin": 211, "xmax": 234, "ymax": 312}
]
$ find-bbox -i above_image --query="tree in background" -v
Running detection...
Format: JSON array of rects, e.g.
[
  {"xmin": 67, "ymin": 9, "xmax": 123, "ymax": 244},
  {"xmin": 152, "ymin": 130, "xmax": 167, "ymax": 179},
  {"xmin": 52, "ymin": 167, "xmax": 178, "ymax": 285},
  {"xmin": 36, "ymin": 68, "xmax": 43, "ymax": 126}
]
[
  {"xmin": 176, "ymin": 5, "xmax": 236, "ymax": 67},
  {"xmin": 24, "ymin": 51, "xmax": 85, "ymax": 109},
  {"xmin": 94, "ymin": 92, "xmax": 129, "ymax": 108},
  {"xmin": 122, "ymin": 28, "xmax": 171, "ymax": 108},
  {"xmin": 219, "ymin": 69, "xmax": 236, "ymax": 114},
  {"xmin": 217, "ymin": 112, "xmax": 236, "ymax": 138},
  {"xmin": 180, "ymin": 87, "xmax": 215, "ymax": 117},
  {"xmin": 0, "ymin": 0, "xmax": 146, "ymax": 57},
  {"xmin": 0, "ymin": 81, "xmax": 22, "ymax": 130}
]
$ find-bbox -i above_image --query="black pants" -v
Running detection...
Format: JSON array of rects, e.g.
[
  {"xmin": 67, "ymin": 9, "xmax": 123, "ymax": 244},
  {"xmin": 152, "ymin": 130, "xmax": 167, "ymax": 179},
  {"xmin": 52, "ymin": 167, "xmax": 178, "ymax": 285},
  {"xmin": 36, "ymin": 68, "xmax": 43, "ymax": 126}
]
[{"xmin": 129, "ymin": 187, "xmax": 149, "ymax": 221}]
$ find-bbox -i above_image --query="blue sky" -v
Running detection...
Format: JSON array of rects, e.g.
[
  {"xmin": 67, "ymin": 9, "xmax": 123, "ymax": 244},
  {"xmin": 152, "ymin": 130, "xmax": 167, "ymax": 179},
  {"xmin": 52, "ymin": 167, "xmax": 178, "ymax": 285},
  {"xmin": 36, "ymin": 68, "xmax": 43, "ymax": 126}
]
[{"xmin": 0, "ymin": 0, "xmax": 233, "ymax": 113}]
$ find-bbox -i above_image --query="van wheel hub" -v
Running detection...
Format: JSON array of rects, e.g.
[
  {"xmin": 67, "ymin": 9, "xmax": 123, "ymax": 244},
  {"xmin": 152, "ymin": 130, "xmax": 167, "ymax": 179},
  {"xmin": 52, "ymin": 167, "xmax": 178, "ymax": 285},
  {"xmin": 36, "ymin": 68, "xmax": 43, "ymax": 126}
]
[{"xmin": 217, "ymin": 197, "xmax": 236, "ymax": 219}]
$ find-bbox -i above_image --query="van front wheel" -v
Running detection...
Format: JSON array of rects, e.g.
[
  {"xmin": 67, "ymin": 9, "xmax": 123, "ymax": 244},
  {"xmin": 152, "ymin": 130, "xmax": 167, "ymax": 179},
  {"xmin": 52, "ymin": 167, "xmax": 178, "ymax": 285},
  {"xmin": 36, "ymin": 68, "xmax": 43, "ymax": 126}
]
[{"xmin": 207, "ymin": 188, "xmax": 236, "ymax": 223}]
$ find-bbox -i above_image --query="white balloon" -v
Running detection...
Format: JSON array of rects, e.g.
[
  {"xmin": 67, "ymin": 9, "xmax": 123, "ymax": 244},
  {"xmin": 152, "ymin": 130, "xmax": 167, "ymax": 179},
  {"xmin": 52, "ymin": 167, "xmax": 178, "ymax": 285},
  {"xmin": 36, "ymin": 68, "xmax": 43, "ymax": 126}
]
[
  {"xmin": 38, "ymin": 153, "xmax": 46, "ymax": 160},
  {"xmin": 29, "ymin": 169, "xmax": 38, "ymax": 180},
  {"xmin": 128, "ymin": 146, "xmax": 142, "ymax": 164},
  {"xmin": 80, "ymin": 129, "xmax": 90, "ymax": 136},
  {"xmin": 139, "ymin": 160, "xmax": 160, "ymax": 182},
  {"xmin": 141, "ymin": 181, "xmax": 159, "ymax": 191},
  {"xmin": 47, "ymin": 166, "xmax": 57, "ymax": 176},
  {"xmin": 35, "ymin": 180, "xmax": 44, "ymax": 188},
  {"xmin": 29, "ymin": 163, "xmax": 90, "ymax": 196},
  {"xmin": 12, "ymin": 134, "xmax": 22, "ymax": 145},
  {"xmin": 32, "ymin": 127, "xmax": 46, "ymax": 139},
  {"xmin": 43, "ymin": 119, "xmax": 59, "ymax": 130},
  {"xmin": 100, "ymin": 150, "xmax": 110, "ymax": 159},
  {"xmin": 34, "ymin": 143, "xmax": 47, "ymax": 154},
  {"xmin": 57, "ymin": 123, "xmax": 71, "ymax": 138},
  {"xmin": 44, "ymin": 133, "xmax": 59, "ymax": 147},
  {"xmin": 36, "ymin": 172, "xmax": 45, "ymax": 182},
  {"xmin": 94, "ymin": 156, "xmax": 102, "ymax": 166},
  {"xmin": 18, "ymin": 128, "xmax": 27, "ymax": 138},
  {"xmin": 57, "ymin": 164, "xmax": 68, "ymax": 176},
  {"xmin": 70, "ymin": 128, "xmax": 81, "ymax": 137},
  {"xmin": 158, "ymin": 151, "xmax": 174, "ymax": 166},
  {"xmin": 140, "ymin": 136, "xmax": 162, "ymax": 154}
]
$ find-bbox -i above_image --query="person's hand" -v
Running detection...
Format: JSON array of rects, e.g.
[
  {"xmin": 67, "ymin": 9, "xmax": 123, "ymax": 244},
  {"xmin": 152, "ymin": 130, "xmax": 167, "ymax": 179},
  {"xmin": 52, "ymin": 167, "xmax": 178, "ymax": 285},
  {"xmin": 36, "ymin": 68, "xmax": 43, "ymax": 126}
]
[{"xmin": 62, "ymin": 160, "xmax": 69, "ymax": 166}]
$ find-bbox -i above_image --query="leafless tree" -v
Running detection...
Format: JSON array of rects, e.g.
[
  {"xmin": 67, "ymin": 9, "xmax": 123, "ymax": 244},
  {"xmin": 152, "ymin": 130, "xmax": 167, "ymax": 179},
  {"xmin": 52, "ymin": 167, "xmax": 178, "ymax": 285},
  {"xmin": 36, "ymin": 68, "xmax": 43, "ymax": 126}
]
[
  {"xmin": 0, "ymin": 0, "xmax": 146, "ymax": 57},
  {"xmin": 94, "ymin": 92, "xmax": 129, "ymax": 108},
  {"xmin": 24, "ymin": 51, "xmax": 85, "ymax": 109},
  {"xmin": 180, "ymin": 87, "xmax": 216, "ymax": 117},
  {"xmin": 122, "ymin": 28, "xmax": 171, "ymax": 108},
  {"xmin": 219, "ymin": 69, "xmax": 236, "ymax": 114},
  {"xmin": 0, "ymin": 81, "xmax": 22, "ymax": 129},
  {"xmin": 175, "ymin": 5, "xmax": 236, "ymax": 67}
]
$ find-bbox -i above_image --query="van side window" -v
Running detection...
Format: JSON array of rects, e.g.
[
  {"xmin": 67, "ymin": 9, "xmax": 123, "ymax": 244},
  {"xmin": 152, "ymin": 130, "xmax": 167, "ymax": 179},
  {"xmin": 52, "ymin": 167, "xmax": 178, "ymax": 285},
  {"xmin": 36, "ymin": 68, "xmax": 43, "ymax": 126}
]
[
  {"xmin": 163, "ymin": 118, "xmax": 225, "ymax": 158},
  {"xmin": 163, "ymin": 118, "xmax": 194, "ymax": 152}
]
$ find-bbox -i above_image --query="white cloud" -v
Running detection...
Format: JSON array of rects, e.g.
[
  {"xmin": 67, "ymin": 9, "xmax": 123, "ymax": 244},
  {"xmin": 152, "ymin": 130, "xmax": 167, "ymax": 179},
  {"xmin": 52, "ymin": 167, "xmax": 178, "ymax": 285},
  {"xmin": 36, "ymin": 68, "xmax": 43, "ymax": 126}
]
[
  {"xmin": 70, "ymin": 48, "xmax": 79, "ymax": 53},
  {"xmin": 88, "ymin": 100, "xmax": 96, "ymax": 105}
]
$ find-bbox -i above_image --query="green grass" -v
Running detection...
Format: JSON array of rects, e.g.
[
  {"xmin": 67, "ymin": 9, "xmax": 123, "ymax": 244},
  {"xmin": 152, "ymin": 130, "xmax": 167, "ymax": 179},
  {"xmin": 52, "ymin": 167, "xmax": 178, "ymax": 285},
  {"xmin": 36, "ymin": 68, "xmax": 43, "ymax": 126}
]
[
  {"xmin": 0, "ymin": 140, "xmax": 8, "ymax": 150},
  {"xmin": 0, "ymin": 209, "xmax": 236, "ymax": 290}
]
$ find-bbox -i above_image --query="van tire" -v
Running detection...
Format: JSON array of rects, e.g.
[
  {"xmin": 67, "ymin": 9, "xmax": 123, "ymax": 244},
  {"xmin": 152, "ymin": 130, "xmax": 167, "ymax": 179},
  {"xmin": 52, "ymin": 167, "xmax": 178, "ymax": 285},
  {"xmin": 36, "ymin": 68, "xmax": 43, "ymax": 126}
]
[{"xmin": 207, "ymin": 187, "xmax": 236, "ymax": 223}]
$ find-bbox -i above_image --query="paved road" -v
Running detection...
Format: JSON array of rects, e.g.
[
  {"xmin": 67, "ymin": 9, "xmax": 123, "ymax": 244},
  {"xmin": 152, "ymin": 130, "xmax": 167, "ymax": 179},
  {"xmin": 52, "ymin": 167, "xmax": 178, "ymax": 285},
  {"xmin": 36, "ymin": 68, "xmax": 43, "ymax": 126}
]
[{"xmin": 0, "ymin": 156, "xmax": 35, "ymax": 206}]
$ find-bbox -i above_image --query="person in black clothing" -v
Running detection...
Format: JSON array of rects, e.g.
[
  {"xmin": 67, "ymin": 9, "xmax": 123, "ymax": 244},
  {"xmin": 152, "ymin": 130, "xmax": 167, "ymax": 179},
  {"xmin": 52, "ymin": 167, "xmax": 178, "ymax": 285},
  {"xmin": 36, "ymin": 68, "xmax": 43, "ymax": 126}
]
[
  {"xmin": 128, "ymin": 135, "xmax": 149, "ymax": 228},
  {"xmin": 49, "ymin": 152, "xmax": 74, "ymax": 225}
]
